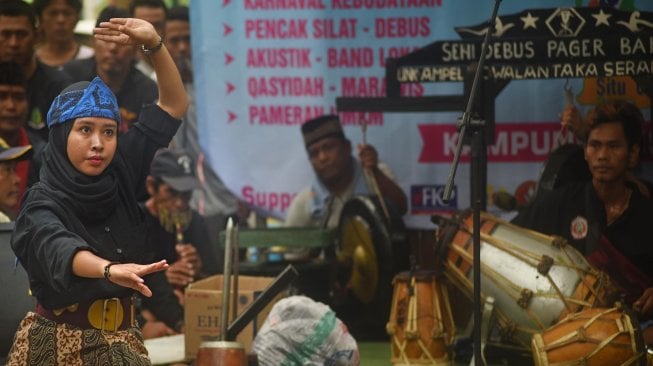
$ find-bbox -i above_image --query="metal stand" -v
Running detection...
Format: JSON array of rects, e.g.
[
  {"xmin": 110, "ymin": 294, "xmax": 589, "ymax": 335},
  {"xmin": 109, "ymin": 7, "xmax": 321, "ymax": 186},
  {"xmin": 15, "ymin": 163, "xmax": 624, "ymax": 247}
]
[{"xmin": 442, "ymin": 1, "xmax": 502, "ymax": 365}]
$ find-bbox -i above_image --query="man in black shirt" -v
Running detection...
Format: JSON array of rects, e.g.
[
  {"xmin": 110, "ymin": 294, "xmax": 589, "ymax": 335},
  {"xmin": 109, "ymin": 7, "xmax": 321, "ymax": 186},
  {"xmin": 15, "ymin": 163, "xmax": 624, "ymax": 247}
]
[
  {"xmin": 139, "ymin": 148, "xmax": 221, "ymax": 338},
  {"xmin": 512, "ymin": 100, "xmax": 653, "ymax": 345},
  {"xmin": 62, "ymin": 6, "xmax": 157, "ymax": 133},
  {"xmin": 0, "ymin": 0, "xmax": 71, "ymax": 141}
]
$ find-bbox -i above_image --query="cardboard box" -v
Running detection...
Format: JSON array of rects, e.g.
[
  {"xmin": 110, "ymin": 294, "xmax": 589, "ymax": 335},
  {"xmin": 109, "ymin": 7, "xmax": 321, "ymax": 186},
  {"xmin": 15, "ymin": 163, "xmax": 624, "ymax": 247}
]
[{"xmin": 184, "ymin": 275, "xmax": 282, "ymax": 360}]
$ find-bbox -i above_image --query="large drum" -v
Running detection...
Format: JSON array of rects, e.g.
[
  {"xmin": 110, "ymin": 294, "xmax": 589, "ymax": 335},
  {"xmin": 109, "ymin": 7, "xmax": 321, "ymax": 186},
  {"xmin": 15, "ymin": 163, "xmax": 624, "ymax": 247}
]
[
  {"xmin": 386, "ymin": 271, "xmax": 455, "ymax": 366},
  {"xmin": 532, "ymin": 306, "xmax": 646, "ymax": 366},
  {"xmin": 333, "ymin": 195, "xmax": 407, "ymax": 336},
  {"xmin": 434, "ymin": 210, "xmax": 618, "ymax": 349}
]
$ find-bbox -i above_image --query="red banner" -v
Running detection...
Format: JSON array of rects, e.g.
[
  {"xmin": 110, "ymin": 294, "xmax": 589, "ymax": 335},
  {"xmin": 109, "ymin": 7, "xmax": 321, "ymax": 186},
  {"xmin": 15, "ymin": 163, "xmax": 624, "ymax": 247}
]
[{"xmin": 418, "ymin": 122, "xmax": 579, "ymax": 163}]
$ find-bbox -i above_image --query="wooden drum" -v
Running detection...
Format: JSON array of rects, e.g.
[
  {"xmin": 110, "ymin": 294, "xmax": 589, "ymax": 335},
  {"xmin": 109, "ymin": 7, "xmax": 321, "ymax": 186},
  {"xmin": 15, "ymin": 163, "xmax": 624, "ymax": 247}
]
[
  {"xmin": 195, "ymin": 341, "xmax": 247, "ymax": 366},
  {"xmin": 386, "ymin": 271, "xmax": 455, "ymax": 366},
  {"xmin": 532, "ymin": 306, "xmax": 646, "ymax": 366},
  {"xmin": 434, "ymin": 210, "xmax": 619, "ymax": 349}
]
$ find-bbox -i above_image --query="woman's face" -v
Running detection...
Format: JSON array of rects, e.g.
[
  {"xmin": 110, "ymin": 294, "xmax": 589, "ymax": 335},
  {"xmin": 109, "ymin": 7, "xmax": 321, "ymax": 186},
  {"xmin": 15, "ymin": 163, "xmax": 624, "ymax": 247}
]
[{"xmin": 66, "ymin": 117, "xmax": 117, "ymax": 176}]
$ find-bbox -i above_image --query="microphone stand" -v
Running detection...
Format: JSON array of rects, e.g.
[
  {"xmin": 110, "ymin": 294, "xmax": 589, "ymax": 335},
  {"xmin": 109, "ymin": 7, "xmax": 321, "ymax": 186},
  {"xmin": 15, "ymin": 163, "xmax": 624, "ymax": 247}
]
[{"xmin": 442, "ymin": 1, "xmax": 501, "ymax": 365}]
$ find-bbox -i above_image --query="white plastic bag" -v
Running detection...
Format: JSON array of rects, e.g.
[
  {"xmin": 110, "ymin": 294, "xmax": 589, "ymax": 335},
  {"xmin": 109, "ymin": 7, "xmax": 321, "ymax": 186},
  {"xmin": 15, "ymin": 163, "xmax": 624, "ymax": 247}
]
[{"xmin": 252, "ymin": 295, "xmax": 359, "ymax": 366}]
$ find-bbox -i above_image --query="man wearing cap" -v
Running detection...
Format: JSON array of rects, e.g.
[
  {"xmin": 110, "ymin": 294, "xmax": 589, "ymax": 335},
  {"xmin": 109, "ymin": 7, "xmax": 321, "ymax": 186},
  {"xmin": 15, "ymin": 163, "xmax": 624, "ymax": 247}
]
[
  {"xmin": 0, "ymin": 61, "xmax": 47, "ymax": 213},
  {"xmin": 0, "ymin": 138, "xmax": 31, "ymax": 221},
  {"xmin": 285, "ymin": 114, "xmax": 407, "ymax": 228},
  {"xmin": 138, "ymin": 148, "xmax": 220, "ymax": 338}
]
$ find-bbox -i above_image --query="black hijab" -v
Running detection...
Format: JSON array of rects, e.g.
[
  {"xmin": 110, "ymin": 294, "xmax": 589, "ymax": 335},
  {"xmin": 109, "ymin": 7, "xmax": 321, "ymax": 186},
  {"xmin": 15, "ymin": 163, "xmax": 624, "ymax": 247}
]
[
  {"xmin": 27, "ymin": 77, "xmax": 125, "ymax": 223},
  {"xmin": 37, "ymin": 122, "xmax": 119, "ymax": 222}
]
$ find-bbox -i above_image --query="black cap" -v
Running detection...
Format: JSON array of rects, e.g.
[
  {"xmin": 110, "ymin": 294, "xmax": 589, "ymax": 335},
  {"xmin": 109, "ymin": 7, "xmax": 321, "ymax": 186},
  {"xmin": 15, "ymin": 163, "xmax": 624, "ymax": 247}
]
[
  {"xmin": 149, "ymin": 148, "xmax": 200, "ymax": 192},
  {"xmin": 0, "ymin": 138, "xmax": 31, "ymax": 162},
  {"xmin": 301, "ymin": 115, "xmax": 345, "ymax": 148}
]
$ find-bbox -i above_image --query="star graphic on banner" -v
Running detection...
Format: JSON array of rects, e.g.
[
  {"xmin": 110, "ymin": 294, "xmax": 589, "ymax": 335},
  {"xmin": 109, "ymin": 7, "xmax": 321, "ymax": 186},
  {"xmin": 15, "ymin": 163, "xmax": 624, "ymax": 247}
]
[
  {"xmin": 592, "ymin": 9, "xmax": 612, "ymax": 27},
  {"xmin": 520, "ymin": 12, "xmax": 539, "ymax": 29}
]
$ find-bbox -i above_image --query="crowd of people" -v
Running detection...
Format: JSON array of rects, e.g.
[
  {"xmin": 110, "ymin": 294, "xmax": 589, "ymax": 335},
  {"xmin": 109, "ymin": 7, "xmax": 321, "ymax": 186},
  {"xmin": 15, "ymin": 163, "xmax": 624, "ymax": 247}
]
[
  {"xmin": 0, "ymin": 0, "xmax": 243, "ymax": 364},
  {"xmin": 0, "ymin": 0, "xmax": 650, "ymax": 364}
]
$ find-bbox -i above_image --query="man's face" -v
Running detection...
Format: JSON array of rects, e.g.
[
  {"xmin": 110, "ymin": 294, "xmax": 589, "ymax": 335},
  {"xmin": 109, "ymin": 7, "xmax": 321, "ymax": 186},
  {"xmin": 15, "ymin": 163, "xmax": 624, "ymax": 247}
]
[
  {"xmin": 307, "ymin": 136, "xmax": 352, "ymax": 186},
  {"xmin": 150, "ymin": 180, "xmax": 192, "ymax": 215},
  {"xmin": 0, "ymin": 84, "xmax": 28, "ymax": 136},
  {"xmin": 38, "ymin": 0, "xmax": 79, "ymax": 43},
  {"xmin": 584, "ymin": 122, "xmax": 638, "ymax": 184},
  {"xmin": 0, "ymin": 15, "xmax": 36, "ymax": 66},
  {"xmin": 133, "ymin": 6, "xmax": 166, "ymax": 37},
  {"xmin": 0, "ymin": 161, "xmax": 21, "ymax": 214},
  {"xmin": 93, "ymin": 37, "xmax": 136, "ymax": 78},
  {"xmin": 165, "ymin": 19, "xmax": 191, "ymax": 61}
]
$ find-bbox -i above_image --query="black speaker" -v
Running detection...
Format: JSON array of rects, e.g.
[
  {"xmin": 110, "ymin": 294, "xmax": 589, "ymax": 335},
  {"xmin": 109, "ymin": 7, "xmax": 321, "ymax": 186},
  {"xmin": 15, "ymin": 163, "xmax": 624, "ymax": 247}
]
[{"xmin": 0, "ymin": 222, "xmax": 35, "ymax": 359}]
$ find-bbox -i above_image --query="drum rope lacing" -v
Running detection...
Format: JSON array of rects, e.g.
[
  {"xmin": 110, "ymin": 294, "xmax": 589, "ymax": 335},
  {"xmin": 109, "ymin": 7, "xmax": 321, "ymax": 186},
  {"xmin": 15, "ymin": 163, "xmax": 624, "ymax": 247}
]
[
  {"xmin": 389, "ymin": 276, "xmax": 454, "ymax": 366},
  {"xmin": 535, "ymin": 307, "xmax": 645, "ymax": 366},
  {"xmin": 442, "ymin": 213, "xmax": 615, "ymax": 348}
]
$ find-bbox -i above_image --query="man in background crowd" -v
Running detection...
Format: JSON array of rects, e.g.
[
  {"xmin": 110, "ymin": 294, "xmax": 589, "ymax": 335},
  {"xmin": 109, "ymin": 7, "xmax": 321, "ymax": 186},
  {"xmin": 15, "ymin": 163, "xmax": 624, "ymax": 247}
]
[
  {"xmin": 0, "ymin": 62, "xmax": 47, "ymax": 209},
  {"xmin": 285, "ymin": 115, "xmax": 407, "ymax": 228},
  {"xmin": 33, "ymin": 0, "xmax": 94, "ymax": 68},
  {"xmin": 168, "ymin": 5, "xmax": 249, "ymax": 246},
  {"xmin": 62, "ymin": 5, "xmax": 158, "ymax": 132},
  {"xmin": 143, "ymin": 148, "xmax": 220, "ymax": 291},
  {"xmin": 130, "ymin": 0, "xmax": 167, "ymax": 81},
  {"xmin": 0, "ymin": 0, "xmax": 71, "ymax": 141},
  {"xmin": 0, "ymin": 138, "xmax": 31, "ymax": 221},
  {"xmin": 139, "ymin": 148, "xmax": 220, "ymax": 338}
]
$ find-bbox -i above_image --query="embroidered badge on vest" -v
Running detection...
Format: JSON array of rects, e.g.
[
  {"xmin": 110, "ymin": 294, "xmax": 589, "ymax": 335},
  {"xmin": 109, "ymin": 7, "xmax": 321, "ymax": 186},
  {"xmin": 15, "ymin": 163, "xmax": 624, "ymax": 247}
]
[{"xmin": 570, "ymin": 216, "xmax": 588, "ymax": 240}]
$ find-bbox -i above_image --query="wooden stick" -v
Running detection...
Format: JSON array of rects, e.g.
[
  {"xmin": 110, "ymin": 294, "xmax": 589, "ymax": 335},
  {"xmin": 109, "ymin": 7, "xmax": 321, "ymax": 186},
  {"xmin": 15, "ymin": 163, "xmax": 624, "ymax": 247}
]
[
  {"xmin": 231, "ymin": 223, "xmax": 239, "ymax": 323},
  {"xmin": 220, "ymin": 218, "xmax": 233, "ymax": 341},
  {"xmin": 361, "ymin": 121, "xmax": 391, "ymax": 221}
]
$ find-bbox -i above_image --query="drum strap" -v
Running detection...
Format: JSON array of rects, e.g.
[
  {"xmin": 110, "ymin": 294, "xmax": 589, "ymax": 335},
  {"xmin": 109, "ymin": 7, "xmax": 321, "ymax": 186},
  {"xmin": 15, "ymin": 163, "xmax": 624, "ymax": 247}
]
[{"xmin": 587, "ymin": 235, "xmax": 653, "ymax": 305}]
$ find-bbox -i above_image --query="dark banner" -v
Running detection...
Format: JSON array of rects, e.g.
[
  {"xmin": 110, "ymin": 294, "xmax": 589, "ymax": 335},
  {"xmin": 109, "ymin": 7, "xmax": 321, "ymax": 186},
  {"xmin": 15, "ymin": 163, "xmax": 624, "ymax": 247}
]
[{"xmin": 393, "ymin": 7, "xmax": 653, "ymax": 81}]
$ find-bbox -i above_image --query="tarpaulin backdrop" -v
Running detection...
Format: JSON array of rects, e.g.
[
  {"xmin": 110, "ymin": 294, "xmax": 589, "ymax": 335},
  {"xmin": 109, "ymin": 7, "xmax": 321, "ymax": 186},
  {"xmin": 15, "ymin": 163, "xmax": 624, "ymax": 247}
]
[{"xmin": 190, "ymin": 0, "xmax": 653, "ymax": 228}]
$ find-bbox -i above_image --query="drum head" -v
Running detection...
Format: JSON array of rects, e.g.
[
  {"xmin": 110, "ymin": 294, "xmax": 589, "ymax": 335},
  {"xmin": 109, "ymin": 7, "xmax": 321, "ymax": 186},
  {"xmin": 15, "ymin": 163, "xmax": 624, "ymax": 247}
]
[
  {"xmin": 536, "ymin": 144, "xmax": 590, "ymax": 197},
  {"xmin": 333, "ymin": 195, "xmax": 395, "ymax": 337}
]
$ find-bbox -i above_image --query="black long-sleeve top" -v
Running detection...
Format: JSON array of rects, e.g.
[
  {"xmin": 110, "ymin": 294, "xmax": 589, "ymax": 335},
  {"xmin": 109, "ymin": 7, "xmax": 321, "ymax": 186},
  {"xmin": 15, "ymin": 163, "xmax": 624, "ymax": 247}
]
[{"xmin": 11, "ymin": 106, "xmax": 182, "ymax": 330}]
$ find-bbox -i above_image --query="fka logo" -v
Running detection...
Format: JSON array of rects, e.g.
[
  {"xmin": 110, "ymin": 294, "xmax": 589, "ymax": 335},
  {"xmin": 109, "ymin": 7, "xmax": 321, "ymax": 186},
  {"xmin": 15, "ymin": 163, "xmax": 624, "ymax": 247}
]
[
  {"xmin": 546, "ymin": 8, "xmax": 586, "ymax": 37},
  {"xmin": 411, "ymin": 185, "xmax": 457, "ymax": 214}
]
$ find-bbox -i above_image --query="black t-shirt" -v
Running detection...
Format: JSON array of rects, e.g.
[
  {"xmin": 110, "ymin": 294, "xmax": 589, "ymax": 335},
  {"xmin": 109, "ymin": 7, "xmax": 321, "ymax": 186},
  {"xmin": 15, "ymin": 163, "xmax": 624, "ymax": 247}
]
[
  {"xmin": 141, "ymin": 205, "xmax": 222, "ymax": 276},
  {"xmin": 12, "ymin": 106, "xmax": 181, "ymax": 322},
  {"xmin": 27, "ymin": 61, "xmax": 72, "ymax": 140},
  {"xmin": 512, "ymin": 181, "xmax": 653, "ymax": 280},
  {"xmin": 138, "ymin": 205, "xmax": 220, "ymax": 329}
]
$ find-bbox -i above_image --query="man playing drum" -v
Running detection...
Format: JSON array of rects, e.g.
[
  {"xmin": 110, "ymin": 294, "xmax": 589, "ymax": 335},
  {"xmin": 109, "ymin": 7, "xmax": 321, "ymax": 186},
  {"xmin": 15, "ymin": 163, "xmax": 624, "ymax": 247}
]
[
  {"xmin": 512, "ymin": 100, "xmax": 653, "ymax": 346},
  {"xmin": 285, "ymin": 114, "xmax": 407, "ymax": 229}
]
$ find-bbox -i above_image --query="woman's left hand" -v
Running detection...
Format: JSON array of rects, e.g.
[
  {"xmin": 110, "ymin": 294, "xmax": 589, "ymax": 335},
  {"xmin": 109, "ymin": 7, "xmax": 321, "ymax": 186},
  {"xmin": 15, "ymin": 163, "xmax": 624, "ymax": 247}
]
[
  {"xmin": 94, "ymin": 17, "xmax": 160, "ymax": 50},
  {"xmin": 107, "ymin": 260, "xmax": 169, "ymax": 297}
]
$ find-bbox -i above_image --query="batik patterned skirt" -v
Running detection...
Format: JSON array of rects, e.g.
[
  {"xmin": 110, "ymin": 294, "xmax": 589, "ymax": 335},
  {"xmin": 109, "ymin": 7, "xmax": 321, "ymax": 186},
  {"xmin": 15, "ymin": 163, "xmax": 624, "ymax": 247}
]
[{"xmin": 6, "ymin": 312, "xmax": 151, "ymax": 366}]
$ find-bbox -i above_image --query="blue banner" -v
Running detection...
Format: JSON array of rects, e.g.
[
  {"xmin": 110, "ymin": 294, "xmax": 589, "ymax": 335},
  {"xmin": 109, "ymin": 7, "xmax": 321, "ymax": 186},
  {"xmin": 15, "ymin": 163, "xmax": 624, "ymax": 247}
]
[{"xmin": 191, "ymin": 0, "xmax": 653, "ymax": 228}]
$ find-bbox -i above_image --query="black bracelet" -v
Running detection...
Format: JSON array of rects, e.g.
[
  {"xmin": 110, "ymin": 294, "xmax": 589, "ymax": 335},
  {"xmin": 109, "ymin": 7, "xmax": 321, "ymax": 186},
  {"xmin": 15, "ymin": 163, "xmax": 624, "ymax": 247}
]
[
  {"xmin": 141, "ymin": 36, "xmax": 163, "ymax": 55},
  {"xmin": 103, "ymin": 262, "xmax": 119, "ymax": 281}
]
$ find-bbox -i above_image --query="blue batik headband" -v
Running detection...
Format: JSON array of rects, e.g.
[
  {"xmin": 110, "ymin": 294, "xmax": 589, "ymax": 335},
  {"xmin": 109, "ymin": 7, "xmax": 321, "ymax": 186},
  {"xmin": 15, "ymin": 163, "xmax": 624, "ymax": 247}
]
[{"xmin": 47, "ymin": 77, "xmax": 121, "ymax": 128}]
